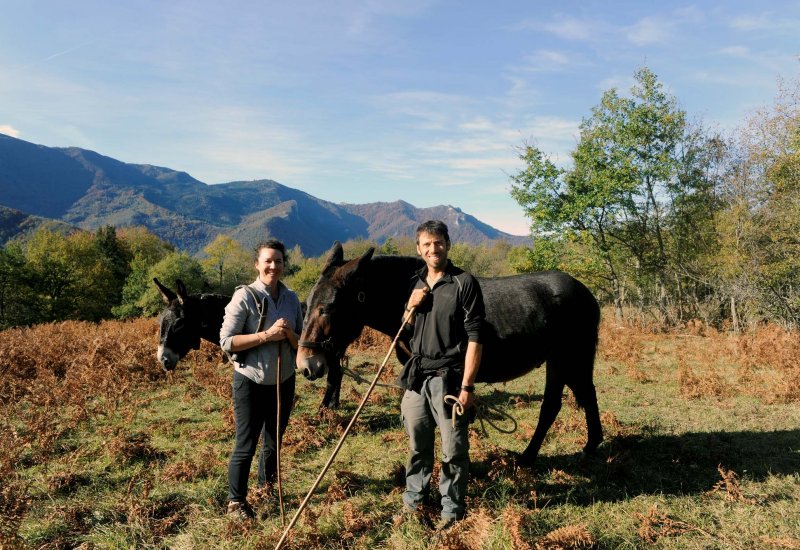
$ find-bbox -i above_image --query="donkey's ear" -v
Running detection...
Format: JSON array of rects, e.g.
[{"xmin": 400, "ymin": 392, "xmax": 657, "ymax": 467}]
[
  {"xmin": 154, "ymin": 278, "xmax": 177, "ymax": 304},
  {"xmin": 175, "ymin": 279, "xmax": 188, "ymax": 305},
  {"xmin": 322, "ymin": 241, "xmax": 344, "ymax": 272}
]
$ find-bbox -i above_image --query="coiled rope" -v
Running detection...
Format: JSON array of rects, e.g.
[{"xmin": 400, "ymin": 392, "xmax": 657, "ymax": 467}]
[{"xmin": 342, "ymin": 362, "xmax": 518, "ymax": 435}]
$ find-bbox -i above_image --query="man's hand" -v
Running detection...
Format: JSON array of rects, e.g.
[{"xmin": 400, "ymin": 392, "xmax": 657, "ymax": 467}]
[
  {"xmin": 458, "ymin": 389, "xmax": 475, "ymax": 409},
  {"xmin": 407, "ymin": 286, "xmax": 429, "ymax": 310}
]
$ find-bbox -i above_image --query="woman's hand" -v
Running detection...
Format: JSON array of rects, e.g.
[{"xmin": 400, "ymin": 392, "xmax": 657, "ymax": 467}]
[{"xmin": 263, "ymin": 318, "xmax": 293, "ymax": 342}]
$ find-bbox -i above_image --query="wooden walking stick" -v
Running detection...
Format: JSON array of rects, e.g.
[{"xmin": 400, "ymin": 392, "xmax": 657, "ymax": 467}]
[{"xmin": 276, "ymin": 342, "xmax": 285, "ymax": 526}]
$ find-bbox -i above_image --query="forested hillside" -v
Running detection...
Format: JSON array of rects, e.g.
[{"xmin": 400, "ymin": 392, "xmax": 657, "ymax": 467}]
[{"xmin": 0, "ymin": 134, "xmax": 525, "ymax": 255}]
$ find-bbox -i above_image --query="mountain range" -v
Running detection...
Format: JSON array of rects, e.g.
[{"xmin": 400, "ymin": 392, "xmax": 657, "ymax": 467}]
[{"xmin": 0, "ymin": 134, "xmax": 528, "ymax": 256}]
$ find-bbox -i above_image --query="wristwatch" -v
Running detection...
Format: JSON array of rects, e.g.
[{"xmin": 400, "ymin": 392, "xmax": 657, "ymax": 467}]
[{"xmin": 460, "ymin": 385, "xmax": 475, "ymax": 393}]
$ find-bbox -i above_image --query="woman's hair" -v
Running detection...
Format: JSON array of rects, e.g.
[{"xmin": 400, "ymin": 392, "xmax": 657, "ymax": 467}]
[{"xmin": 254, "ymin": 239, "xmax": 288, "ymax": 264}]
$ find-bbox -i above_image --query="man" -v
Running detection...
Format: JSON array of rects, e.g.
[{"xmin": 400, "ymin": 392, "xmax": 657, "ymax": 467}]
[{"xmin": 396, "ymin": 220, "xmax": 484, "ymax": 530}]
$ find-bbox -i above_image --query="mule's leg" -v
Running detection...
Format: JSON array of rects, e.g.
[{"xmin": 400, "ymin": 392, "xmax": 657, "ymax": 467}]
[
  {"xmin": 321, "ymin": 364, "xmax": 342, "ymax": 409},
  {"xmin": 518, "ymin": 367, "xmax": 564, "ymax": 467},
  {"xmin": 564, "ymin": 328, "xmax": 603, "ymax": 455},
  {"xmin": 570, "ymin": 381, "xmax": 603, "ymax": 455}
]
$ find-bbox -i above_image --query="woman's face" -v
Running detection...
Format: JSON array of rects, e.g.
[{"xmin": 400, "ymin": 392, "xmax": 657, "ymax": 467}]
[{"xmin": 255, "ymin": 247, "xmax": 285, "ymax": 287}]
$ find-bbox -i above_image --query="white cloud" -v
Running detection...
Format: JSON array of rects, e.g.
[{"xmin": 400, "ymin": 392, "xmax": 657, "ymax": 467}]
[
  {"xmin": 372, "ymin": 90, "xmax": 471, "ymax": 130},
  {"xmin": 0, "ymin": 124, "xmax": 20, "ymax": 137},
  {"xmin": 346, "ymin": 0, "xmax": 435, "ymax": 37},
  {"xmin": 674, "ymin": 6, "xmax": 705, "ymax": 24},
  {"xmin": 458, "ymin": 117, "xmax": 494, "ymax": 132},
  {"xmin": 729, "ymin": 11, "xmax": 800, "ymax": 33},
  {"xmin": 597, "ymin": 75, "xmax": 636, "ymax": 94},
  {"xmin": 544, "ymin": 16, "xmax": 595, "ymax": 41},
  {"xmin": 713, "ymin": 45, "xmax": 796, "ymax": 74},
  {"xmin": 517, "ymin": 49, "xmax": 574, "ymax": 72},
  {"xmin": 729, "ymin": 13, "xmax": 773, "ymax": 31},
  {"xmin": 626, "ymin": 16, "xmax": 672, "ymax": 45},
  {"xmin": 719, "ymin": 45, "xmax": 750, "ymax": 57},
  {"xmin": 527, "ymin": 115, "xmax": 579, "ymax": 141}
]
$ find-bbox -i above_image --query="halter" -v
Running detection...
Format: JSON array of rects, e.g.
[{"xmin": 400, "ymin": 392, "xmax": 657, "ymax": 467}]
[{"xmin": 297, "ymin": 336, "xmax": 342, "ymax": 358}]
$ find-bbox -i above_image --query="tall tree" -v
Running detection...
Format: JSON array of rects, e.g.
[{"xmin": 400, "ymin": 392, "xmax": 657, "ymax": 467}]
[
  {"xmin": 113, "ymin": 227, "xmax": 174, "ymax": 319},
  {"xmin": 136, "ymin": 252, "xmax": 207, "ymax": 317},
  {"xmin": 23, "ymin": 228, "xmax": 116, "ymax": 322},
  {"xmin": 0, "ymin": 244, "xmax": 32, "ymax": 328},
  {"xmin": 715, "ymin": 77, "xmax": 800, "ymax": 328},
  {"xmin": 512, "ymin": 67, "xmax": 717, "ymax": 323},
  {"xmin": 94, "ymin": 225, "xmax": 133, "ymax": 311},
  {"xmin": 201, "ymin": 235, "xmax": 251, "ymax": 294}
]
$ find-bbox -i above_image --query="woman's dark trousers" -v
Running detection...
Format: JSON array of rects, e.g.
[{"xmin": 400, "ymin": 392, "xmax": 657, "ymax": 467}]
[{"xmin": 228, "ymin": 371, "xmax": 295, "ymax": 502}]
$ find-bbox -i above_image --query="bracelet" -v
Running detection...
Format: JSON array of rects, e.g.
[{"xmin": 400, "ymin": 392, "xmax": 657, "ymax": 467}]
[{"xmin": 460, "ymin": 385, "xmax": 475, "ymax": 393}]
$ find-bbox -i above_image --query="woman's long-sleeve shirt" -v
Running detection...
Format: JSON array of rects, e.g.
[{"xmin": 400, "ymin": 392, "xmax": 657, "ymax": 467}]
[{"xmin": 220, "ymin": 279, "xmax": 303, "ymax": 385}]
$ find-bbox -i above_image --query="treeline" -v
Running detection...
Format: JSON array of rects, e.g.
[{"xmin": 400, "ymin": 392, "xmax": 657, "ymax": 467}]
[
  {"xmin": 2, "ymin": 67, "xmax": 797, "ymax": 331},
  {"xmin": 0, "ymin": 226, "xmax": 530, "ymax": 329},
  {"xmin": 511, "ymin": 67, "xmax": 800, "ymax": 330}
]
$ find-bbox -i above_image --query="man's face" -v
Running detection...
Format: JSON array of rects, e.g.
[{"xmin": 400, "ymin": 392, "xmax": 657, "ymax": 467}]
[{"xmin": 416, "ymin": 231, "xmax": 449, "ymax": 272}]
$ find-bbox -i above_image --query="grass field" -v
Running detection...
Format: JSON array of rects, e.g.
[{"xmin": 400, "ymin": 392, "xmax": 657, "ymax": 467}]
[{"xmin": 1, "ymin": 316, "xmax": 799, "ymax": 549}]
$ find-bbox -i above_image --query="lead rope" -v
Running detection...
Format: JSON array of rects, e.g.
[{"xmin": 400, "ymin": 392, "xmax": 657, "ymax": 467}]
[
  {"xmin": 274, "ymin": 307, "xmax": 416, "ymax": 550},
  {"xmin": 342, "ymin": 365, "xmax": 518, "ymax": 436}
]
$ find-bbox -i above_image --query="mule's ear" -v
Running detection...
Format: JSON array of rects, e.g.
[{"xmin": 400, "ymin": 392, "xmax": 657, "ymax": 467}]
[
  {"xmin": 175, "ymin": 279, "xmax": 188, "ymax": 305},
  {"xmin": 154, "ymin": 278, "xmax": 177, "ymax": 304},
  {"xmin": 358, "ymin": 247, "xmax": 375, "ymax": 267},
  {"xmin": 337, "ymin": 247, "xmax": 374, "ymax": 281},
  {"xmin": 322, "ymin": 241, "xmax": 344, "ymax": 272}
]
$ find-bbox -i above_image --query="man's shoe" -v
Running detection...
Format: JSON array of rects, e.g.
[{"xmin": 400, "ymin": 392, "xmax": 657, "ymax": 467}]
[{"xmin": 227, "ymin": 500, "xmax": 255, "ymax": 520}]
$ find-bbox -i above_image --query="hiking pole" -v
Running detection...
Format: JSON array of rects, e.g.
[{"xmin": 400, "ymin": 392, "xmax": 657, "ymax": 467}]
[
  {"xmin": 274, "ymin": 307, "xmax": 416, "ymax": 550},
  {"xmin": 276, "ymin": 342, "xmax": 285, "ymax": 527}
]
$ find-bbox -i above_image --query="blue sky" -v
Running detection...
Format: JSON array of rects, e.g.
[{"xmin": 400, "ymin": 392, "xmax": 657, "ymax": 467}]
[{"xmin": 2, "ymin": 1, "xmax": 799, "ymax": 236}]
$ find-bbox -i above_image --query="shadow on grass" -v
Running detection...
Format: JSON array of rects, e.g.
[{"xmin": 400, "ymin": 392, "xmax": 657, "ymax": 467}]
[{"xmin": 527, "ymin": 428, "xmax": 800, "ymax": 506}]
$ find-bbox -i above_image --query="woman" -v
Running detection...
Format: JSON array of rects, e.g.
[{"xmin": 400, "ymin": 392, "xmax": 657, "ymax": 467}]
[{"xmin": 219, "ymin": 239, "xmax": 303, "ymax": 520}]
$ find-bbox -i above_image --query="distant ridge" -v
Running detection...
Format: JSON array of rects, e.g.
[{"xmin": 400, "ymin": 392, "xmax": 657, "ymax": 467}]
[{"xmin": 0, "ymin": 134, "xmax": 528, "ymax": 255}]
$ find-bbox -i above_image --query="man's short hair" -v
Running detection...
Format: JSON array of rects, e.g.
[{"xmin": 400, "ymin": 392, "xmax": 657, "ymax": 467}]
[{"xmin": 416, "ymin": 220, "xmax": 450, "ymax": 245}]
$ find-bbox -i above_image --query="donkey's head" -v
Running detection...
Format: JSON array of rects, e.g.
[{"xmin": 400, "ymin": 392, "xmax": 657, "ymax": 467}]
[{"xmin": 154, "ymin": 278, "xmax": 202, "ymax": 371}]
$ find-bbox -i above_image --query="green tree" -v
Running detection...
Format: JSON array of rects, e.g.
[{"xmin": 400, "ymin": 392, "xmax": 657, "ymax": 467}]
[
  {"xmin": 24, "ymin": 228, "xmax": 116, "ymax": 322},
  {"xmin": 714, "ymin": 77, "xmax": 800, "ymax": 328},
  {"xmin": 0, "ymin": 244, "xmax": 33, "ymax": 327},
  {"xmin": 343, "ymin": 238, "xmax": 380, "ymax": 259},
  {"xmin": 285, "ymin": 244, "xmax": 305, "ymax": 277},
  {"xmin": 201, "ymin": 235, "xmax": 251, "ymax": 294},
  {"xmin": 284, "ymin": 256, "xmax": 324, "ymax": 302},
  {"xmin": 512, "ymin": 67, "xmax": 717, "ymax": 323},
  {"xmin": 113, "ymin": 228, "xmax": 175, "ymax": 319},
  {"xmin": 378, "ymin": 237, "xmax": 399, "ymax": 256},
  {"xmin": 118, "ymin": 226, "xmax": 174, "ymax": 265},
  {"xmin": 135, "ymin": 252, "xmax": 207, "ymax": 317},
  {"xmin": 94, "ymin": 225, "xmax": 133, "ymax": 312}
]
